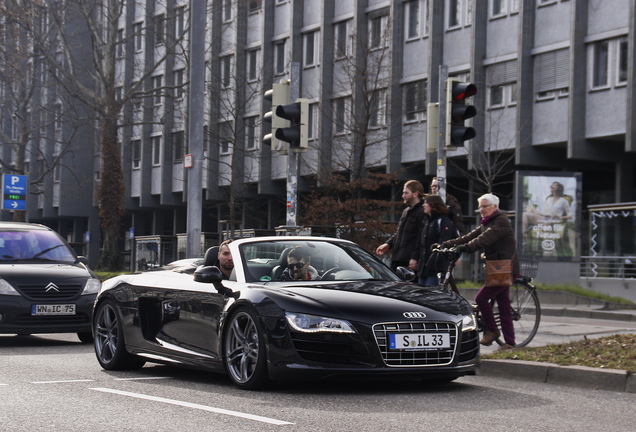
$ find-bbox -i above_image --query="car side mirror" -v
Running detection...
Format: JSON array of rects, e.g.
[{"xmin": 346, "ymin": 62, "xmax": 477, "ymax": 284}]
[
  {"xmin": 193, "ymin": 265, "xmax": 223, "ymax": 283},
  {"xmin": 395, "ymin": 266, "xmax": 416, "ymax": 282}
]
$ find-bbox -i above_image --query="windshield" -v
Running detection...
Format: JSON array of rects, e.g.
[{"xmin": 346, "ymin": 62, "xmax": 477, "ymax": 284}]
[
  {"xmin": 239, "ymin": 240, "xmax": 400, "ymax": 283},
  {"xmin": 0, "ymin": 230, "xmax": 77, "ymax": 263}
]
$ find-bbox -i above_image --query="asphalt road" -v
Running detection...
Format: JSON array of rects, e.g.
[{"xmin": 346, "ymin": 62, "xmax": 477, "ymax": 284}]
[{"xmin": 1, "ymin": 318, "xmax": 635, "ymax": 432}]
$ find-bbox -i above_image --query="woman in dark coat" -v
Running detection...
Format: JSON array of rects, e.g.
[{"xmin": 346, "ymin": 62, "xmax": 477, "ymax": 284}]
[
  {"xmin": 441, "ymin": 193, "xmax": 519, "ymax": 350},
  {"xmin": 415, "ymin": 195, "xmax": 459, "ymax": 286}
]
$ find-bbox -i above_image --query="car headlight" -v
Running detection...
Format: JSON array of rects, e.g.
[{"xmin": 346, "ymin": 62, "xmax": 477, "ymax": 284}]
[
  {"xmin": 461, "ymin": 313, "xmax": 477, "ymax": 332},
  {"xmin": 81, "ymin": 278, "xmax": 101, "ymax": 295},
  {"xmin": 285, "ymin": 312, "xmax": 356, "ymax": 334},
  {"xmin": 0, "ymin": 278, "xmax": 20, "ymax": 296}
]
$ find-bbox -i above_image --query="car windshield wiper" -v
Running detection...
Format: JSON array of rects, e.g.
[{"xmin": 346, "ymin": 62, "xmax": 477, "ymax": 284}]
[{"xmin": 32, "ymin": 244, "xmax": 66, "ymax": 259}]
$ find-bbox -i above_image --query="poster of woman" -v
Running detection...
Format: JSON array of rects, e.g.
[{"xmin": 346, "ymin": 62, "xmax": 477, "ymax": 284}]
[{"xmin": 517, "ymin": 172, "xmax": 581, "ymax": 260}]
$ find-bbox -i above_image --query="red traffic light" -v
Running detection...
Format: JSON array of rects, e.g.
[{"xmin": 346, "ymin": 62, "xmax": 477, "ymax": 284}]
[{"xmin": 451, "ymin": 82, "xmax": 477, "ymax": 102}]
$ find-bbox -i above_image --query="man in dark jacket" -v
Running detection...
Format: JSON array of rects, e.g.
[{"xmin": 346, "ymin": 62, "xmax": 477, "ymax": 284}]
[
  {"xmin": 376, "ymin": 180, "xmax": 425, "ymax": 271},
  {"xmin": 441, "ymin": 193, "xmax": 519, "ymax": 350}
]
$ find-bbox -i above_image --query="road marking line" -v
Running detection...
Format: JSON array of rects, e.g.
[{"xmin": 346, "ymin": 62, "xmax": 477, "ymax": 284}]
[
  {"xmin": 31, "ymin": 379, "xmax": 95, "ymax": 384},
  {"xmin": 113, "ymin": 376, "xmax": 171, "ymax": 381},
  {"xmin": 89, "ymin": 387, "xmax": 294, "ymax": 425}
]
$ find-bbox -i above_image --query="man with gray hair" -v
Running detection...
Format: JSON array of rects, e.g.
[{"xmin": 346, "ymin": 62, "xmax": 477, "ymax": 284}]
[{"xmin": 440, "ymin": 193, "xmax": 519, "ymax": 350}]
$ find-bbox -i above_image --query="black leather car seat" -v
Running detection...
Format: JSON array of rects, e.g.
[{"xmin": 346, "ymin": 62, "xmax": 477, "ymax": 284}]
[
  {"xmin": 203, "ymin": 246, "xmax": 220, "ymax": 267},
  {"xmin": 271, "ymin": 247, "xmax": 293, "ymax": 280}
]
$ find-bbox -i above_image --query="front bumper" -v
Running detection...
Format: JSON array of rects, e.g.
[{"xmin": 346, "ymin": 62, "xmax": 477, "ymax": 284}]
[{"xmin": 0, "ymin": 294, "xmax": 95, "ymax": 334}]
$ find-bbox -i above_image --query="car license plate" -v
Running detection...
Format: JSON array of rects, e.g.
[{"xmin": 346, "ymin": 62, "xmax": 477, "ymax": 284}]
[
  {"xmin": 389, "ymin": 333, "xmax": 450, "ymax": 350},
  {"xmin": 31, "ymin": 304, "xmax": 76, "ymax": 316}
]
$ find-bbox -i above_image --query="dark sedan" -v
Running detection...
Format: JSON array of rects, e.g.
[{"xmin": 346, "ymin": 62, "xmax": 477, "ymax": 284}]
[
  {"xmin": 0, "ymin": 222, "xmax": 100, "ymax": 342},
  {"xmin": 93, "ymin": 236, "xmax": 479, "ymax": 389}
]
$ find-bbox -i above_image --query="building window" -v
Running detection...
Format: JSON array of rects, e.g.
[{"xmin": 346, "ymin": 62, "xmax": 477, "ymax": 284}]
[
  {"xmin": 448, "ymin": 0, "xmax": 472, "ymax": 28},
  {"xmin": 405, "ymin": 0, "xmax": 420, "ymax": 39},
  {"xmin": 173, "ymin": 131, "xmax": 185, "ymax": 162},
  {"xmin": 369, "ymin": 14, "xmax": 388, "ymax": 49},
  {"xmin": 304, "ymin": 30, "xmax": 318, "ymax": 67},
  {"xmin": 334, "ymin": 20, "xmax": 350, "ymax": 59},
  {"xmin": 274, "ymin": 39, "xmax": 286, "ymax": 75},
  {"xmin": 174, "ymin": 69, "xmax": 185, "ymax": 99},
  {"xmin": 54, "ymin": 103, "xmax": 62, "ymax": 131},
  {"xmin": 132, "ymin": 139, "xmax": 141, "ymax": 169},
  {"xmin": 153, "ymin": 13, "xmax": 165, "ymax": 45},
  {"xmin": 249, "ymin": 0, "xmax": 262, "ymax": 13},
  {"xmin": 618, "ymin": 37, "xmax": 628, "ymax": 84},
  {"xmin": 245, "ymin": 116, "xmax": 257, "ymax": 150},
  {"xmin": 491, "ymin": 0, "xmax": 519, "ymax": 17},
  {"xmin": 486, "ymin": 60, "xmax": 518, "ymax": 108},
  {"xmin": 116, "ymin": 29, "xmax": 125, "ymax": 58},
  {"xmin": 534, "ymin": 49, "xmax": 569, "ymax": 99},
  {"xmin": 369, "ymin": 89, "xmax": 387, "ymax": 128},
  {"xmin": 175, "ymin": 6, "xmax": 186, "ymax": 38},
  {"xmin": 404, "ymin": 79, "xmax": 427, "ymax": 122},
  {"xmin": 223, "ymin": 0, "xmax": 232, "ymax": 22},
  {"xmin": 152, "ymin": 75, "xmax": 163, "ymax": 105},
  {"xmin": 334, "ymin": 97, "xmax": 350, "ymax": 134},
  {"xmin": 152, "ymin": 136, "xmax": 162, "ymax": 166},
  {"xmin": 219, "ymin": 121, "xmax": 232, "ymax": 155},
  {"xmin": 133, "ymin": 22, "xmax": 143, "ymax": 51},
  {"xmin": 221, "ymin": 55, "xmax": 232, "ymax": 87},
  {"xmin": 308, "ymin": 103, "xmax": 318, "ymax": 140},
  {"xmin": 592, "ymin": 40, "xmax": 609, "ymax": 88},
  {"xmin": 247, "ymin": 49, "xmax": 260, "ymax": 82}
]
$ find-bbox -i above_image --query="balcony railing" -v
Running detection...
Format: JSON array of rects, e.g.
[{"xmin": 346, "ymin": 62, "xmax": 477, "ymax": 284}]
[{"xmin": 580, "ymin": 256, "xmax": 636, "ymax": 279}]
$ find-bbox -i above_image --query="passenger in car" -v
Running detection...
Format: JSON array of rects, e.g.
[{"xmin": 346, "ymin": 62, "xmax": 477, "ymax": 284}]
[
  {"xmin": 217, "ymin": 239, "xmax": 234, "ymax": 280},
  {"xmin": 280, "ymin": 246, "xmax": 319, "ymax": 281}
]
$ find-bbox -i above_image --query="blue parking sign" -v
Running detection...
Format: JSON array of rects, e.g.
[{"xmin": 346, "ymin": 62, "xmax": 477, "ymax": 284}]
[{"xmin": 2, "ymin": 174, "xmax": 28, "ymax": 211}]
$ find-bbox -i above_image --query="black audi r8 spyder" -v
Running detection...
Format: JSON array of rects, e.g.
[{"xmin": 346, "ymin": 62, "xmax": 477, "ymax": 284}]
[{"xmin": 93, "ymin": 237, "xmax": 479, "ymax": 389}]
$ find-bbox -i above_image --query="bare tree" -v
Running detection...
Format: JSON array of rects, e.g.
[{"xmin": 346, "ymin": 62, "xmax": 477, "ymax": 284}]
[
  {"xmin": 0, "ymin": 3, "xmax": 81, "ymax": 222},
  {"xmin": 448, "ymin": 107, "xmax": 518, "ymax": 197},
  {"xmin": 26, "ymin": 0, "xmax": 188, "ymax": 269},
  {"xmin": 300, "ymin": 14, "xmax": 402, "ymax": 251}
]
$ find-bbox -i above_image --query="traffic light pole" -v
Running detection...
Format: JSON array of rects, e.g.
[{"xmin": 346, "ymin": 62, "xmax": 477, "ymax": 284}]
[
  {"xmin": 285, "ymin": 62, "xmax": 300, "ymax": 229},
  {"xmin": 437, "ymin": 65, "xmax": 449, "ymax": 202}
]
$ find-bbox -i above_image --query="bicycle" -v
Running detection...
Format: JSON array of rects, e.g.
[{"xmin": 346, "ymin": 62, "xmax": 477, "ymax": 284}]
[{"xmin": 433, "ymin": 247, "xmax": 541, "ymax": 348}]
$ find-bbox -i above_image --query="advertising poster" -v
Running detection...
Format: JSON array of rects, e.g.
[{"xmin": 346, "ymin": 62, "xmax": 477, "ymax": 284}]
[{"xmin": 516, "ymin": 171, "xmax": 581, "ymax": 260}]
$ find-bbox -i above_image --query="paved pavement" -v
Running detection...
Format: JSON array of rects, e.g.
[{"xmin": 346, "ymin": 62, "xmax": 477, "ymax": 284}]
[{"xmin": 464, "ymin": 289, "xmax": 636, "ymax": 393}]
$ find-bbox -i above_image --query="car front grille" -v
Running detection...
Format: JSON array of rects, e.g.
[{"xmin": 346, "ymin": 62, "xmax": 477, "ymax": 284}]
[
  {"xmin": 373, "ymin": 321, "xmax": 458, "ymax": 367},
  {"xmin": 16, "ymin": 283, "xmax": 84, "ymax": 300}
]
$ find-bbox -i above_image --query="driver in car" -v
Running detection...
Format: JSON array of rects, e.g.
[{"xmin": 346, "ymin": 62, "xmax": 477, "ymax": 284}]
[{"xmin": 281, "ymin": 246, "xmax": 319, "ymax": 281}]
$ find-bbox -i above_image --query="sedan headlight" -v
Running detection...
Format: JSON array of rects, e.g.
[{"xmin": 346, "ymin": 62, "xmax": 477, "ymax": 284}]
[
  {"xmin": 0, "ymin": 278, "xmax": 20, "ymax": 296},
  {"xmin": 285, "ymin": 312, "xmax": 356, "ymax": 334},
  {"xmin": 461, "ymin": 313, "xmax": 477, "ymax": 332},
  {"xmin": 81, "ymin": 278, "xmax": 101, "ymax": 295}
]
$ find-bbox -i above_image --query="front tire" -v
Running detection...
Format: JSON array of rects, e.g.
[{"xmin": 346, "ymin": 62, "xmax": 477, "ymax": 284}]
[
  {"xmin": 93, "ymin": 300, "xmax": 145, "ymax": 370},
  {"xmin": 223, "ymin": 307, "xmax": 269, "ymax": 390}
]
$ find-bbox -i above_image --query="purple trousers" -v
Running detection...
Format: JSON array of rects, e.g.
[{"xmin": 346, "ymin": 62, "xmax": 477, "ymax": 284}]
[{"xmin": 475, "ymin": 285, "xmax": 515, "ymax": 346}]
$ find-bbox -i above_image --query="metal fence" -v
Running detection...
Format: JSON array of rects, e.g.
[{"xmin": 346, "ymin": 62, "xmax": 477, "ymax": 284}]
[{"xmin": 580, "ymin": 256, "xmax": 636, "ymax": 279}]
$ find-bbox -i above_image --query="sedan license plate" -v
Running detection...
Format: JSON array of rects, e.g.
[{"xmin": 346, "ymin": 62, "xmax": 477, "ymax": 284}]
[
  {"xmin": 389, "ymin": 333, "xmax": 450, "ymax": 351},
  {"xmin": 31, "ymin": 304, "xmax": 76, "ymax": 316}
]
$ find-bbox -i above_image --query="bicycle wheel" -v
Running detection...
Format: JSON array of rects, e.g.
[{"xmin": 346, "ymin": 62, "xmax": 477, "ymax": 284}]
[{"xmin": 493, "ymin": 281, "xmax": 541, "ymax": 348}]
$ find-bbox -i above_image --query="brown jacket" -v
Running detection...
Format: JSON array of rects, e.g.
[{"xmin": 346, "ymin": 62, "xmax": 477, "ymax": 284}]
[{"xmin": 444, "ymin": 211, "xmax": 520, "ymax": 275}]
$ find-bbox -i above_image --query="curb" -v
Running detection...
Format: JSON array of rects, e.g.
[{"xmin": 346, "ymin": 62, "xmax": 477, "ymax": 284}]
[
  {"xmin": 541, "ymin": 307, "xmax": 636, "ymax": 322},
  {"xmin": 479, "ymin": 359, "xmax": 635, "ymax": 393}
]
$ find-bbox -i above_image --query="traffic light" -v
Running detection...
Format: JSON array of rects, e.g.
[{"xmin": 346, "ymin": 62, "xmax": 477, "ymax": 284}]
[
  {"xmin": 263, "ymin": 81, "xmax": 290, "ymax": 154},
  {"xmin": 275, "ymin": 98, "xmax": 308, "ymax": 153},
  {"xmin": 445, "ymin": 78, "xmax": 477, "ymax": 149}
]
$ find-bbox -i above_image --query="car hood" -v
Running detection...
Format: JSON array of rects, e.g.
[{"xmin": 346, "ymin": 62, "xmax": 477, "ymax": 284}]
[
  {"xmin": 256, "ymin": 281, "xmax": 473, "ymax": 321},
  {"xmin": 0, "ymin": 262, "xmax": 91, "ymax": 284}
]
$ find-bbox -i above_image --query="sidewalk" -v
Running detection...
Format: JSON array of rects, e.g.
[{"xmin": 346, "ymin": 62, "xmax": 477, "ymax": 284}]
[{"xmin": 461, "ymin": 289, "xmax": 636, "ymax": 393}]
